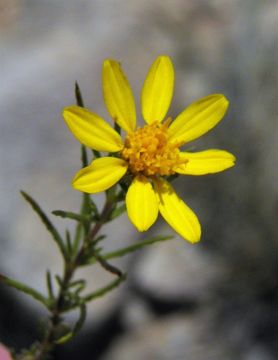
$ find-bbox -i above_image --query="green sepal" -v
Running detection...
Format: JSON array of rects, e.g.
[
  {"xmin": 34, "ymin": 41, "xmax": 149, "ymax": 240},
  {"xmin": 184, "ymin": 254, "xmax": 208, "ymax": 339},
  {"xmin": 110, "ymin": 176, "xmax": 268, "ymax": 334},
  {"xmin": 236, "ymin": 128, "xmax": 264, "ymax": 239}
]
[
  {"xmin": 166, "ymin": 173, "xmax": 179, "ymax": 182},
  {"xmin": 116, "ymin": 189, "xmax": 125, "ymax": 201},
  {"xmin": 114, "ymin": 122, "xmax": 121, "ymax": 135},
  {"xmin": 75, "ymin": 81, "xmax": 84, "ymax": 107},
  {"xmin": 92, "ymin": 148, "xmax": 101, "ymax": 159},
  {"xmin": 119, "ymin": 173, "xmax": 133, "ymax": 192},
  {"xmin": 109, "ymin": 203, "xmax": 126, "ymax": 220}
]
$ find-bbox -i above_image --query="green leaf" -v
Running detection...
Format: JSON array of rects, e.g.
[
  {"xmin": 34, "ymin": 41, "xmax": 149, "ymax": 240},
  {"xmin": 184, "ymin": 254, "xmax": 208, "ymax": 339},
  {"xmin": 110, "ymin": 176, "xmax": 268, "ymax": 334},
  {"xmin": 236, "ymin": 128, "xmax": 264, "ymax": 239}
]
[
  {"xmin": 104, "ymin": 235, "xmax": 173, "ymax": 260},
  {"xmin": 69, "ymin": 279, "xmax": 86, "ymax": 295},
  {"xmin": 52, "ymin": 210, "xmax": 91, "ymax": 223},
  {"xmin": 72, "ymin": 222, "xmax": 83, "ymax": 257},
  {"xmin": 55, "ymin": 275, "xmax": 63, "ymax": 288},
  {"xmin": 83, "ymin": 273, "xmax": 126, "ymax": 303},
  {"xmin": 81, "ymin": 193, "xmax": 91, "ymax": 215},
  {"xmin": 80, "ymin": 193, "xmax": 98, "ymax": 236},
  {"xmin": 55, "ymin": 332, "xmax": 73, "ymax": 344},
  {"xmin": 94, "ymin": 254, "xmax": 122, "ymax": 277},
  {"xmin": 46, "ymin": 270, "xmax": 54, "ymax": 302},
  {"xmin": 53, "ymin": 323, "xmax": 73, "ymax": 344},
  {"xmin": 95, "ymin": 235, "xmax": 106, "ymax": 242},
  {"xmin": 88, "ymin": 198, "xmax": 99, "ymax": 218},
  {"xmin": 54, "ymin": 304, "xmax": 87, "ymax": 344},
  {"xmin": 65, "ymin": 229, "xmax": 73, "ymax": 256},
  {"xmin": 20, "ymin": 191, "xmax": 67, "ymax": 258},
  {"xmin": 84, "ymin": 235, "xmax": 173, "ymax": 266},
  {"xmin": 73, "ymin": 304, "xmax": 87, "ymax": 335},
  {"xmin": 0, "ymin": 274, "xmax": 48, "ymax": 307}
]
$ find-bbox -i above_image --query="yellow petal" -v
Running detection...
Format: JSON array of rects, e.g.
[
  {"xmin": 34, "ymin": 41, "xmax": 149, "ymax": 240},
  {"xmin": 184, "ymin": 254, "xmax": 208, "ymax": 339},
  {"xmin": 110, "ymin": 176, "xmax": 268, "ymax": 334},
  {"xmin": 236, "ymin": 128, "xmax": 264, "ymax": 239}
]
[
  {"xmin": 141, "ymin": 55, "xmax": 174, "ymax": 124},
  {"xmin": 126, "ymin": 176, "xmax": 158, "ymax": 231},
  {"xmin": 63, "ymin": 106, "xmax": 123, "ymax": 152},
  {"xmin": 168, "ymin": 94, "xmax": 229, "ymax": 144},
  {"xmin": 72, "ymin": 157, "xmax": 128, "ymax": 193},
  {"xmin": 102, "ymin": 59, "xmax": 136, "ymax": 132},
  {"xmin": 154, "ymin": 178, "xmax": 201, "ymax": 243},
  {"xmin": 175, "ymin": 150, "xmax": 236, "ymax": 175}
]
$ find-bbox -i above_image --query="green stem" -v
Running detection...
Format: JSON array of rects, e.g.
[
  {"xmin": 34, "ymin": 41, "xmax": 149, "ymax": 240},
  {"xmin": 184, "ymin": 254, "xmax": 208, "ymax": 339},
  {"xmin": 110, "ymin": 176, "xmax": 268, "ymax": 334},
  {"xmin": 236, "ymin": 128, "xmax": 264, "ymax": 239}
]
[
  {"xmin": 32, "ymin": 198, "xmax": 117, "ymax": 360},
  {"xmin": 75, "ymin": 199, "xmax": 114, "ymax": 265}
]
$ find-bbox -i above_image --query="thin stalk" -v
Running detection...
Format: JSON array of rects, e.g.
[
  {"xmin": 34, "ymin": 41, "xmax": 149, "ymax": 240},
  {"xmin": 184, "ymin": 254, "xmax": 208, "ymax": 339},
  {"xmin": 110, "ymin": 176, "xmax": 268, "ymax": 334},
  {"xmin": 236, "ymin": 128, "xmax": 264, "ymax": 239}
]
[{"xmin": 32, "ymin": 198, "xmax": 116, "ymax": 360}]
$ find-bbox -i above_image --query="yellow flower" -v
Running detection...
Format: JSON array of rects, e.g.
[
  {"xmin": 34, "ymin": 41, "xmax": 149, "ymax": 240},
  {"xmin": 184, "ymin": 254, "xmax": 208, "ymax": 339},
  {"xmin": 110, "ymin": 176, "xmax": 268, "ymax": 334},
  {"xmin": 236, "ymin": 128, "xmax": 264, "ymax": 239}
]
[{"xmin": 63, "ymin": 56, "xmax": 235, "ymax": 243}]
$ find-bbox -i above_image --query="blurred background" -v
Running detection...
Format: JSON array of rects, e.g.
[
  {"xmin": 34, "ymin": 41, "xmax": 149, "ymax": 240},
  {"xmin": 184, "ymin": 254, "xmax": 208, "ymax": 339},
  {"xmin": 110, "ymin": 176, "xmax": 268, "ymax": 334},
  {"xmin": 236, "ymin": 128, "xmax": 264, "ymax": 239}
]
[{"xmin": 0, "ymin": 0, "xmax": 278, "ymax": 359}]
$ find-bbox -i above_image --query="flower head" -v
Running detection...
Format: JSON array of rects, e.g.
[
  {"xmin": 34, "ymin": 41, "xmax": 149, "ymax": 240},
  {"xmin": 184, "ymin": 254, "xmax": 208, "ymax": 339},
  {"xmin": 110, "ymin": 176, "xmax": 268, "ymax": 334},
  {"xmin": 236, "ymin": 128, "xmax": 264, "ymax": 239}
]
[{"xmin": 63, "ymin": 56, "xmax": 235, "ymax": 243}]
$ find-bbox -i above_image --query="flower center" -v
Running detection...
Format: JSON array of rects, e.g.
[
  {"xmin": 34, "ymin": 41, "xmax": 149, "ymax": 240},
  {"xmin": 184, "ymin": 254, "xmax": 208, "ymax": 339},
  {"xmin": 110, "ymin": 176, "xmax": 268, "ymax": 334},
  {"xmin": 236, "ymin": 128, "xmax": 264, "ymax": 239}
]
[{"xmin": 121, "ymin": 120, "xmax": 184, "ymax": 176}]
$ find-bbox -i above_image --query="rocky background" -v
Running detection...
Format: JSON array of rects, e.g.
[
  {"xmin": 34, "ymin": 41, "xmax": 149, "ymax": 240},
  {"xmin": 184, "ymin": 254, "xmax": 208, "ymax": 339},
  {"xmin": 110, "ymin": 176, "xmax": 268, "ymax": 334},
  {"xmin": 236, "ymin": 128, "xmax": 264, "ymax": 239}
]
[{"xmin": 0, "ymin": 0, "xmax": 278, "ymax": 359}]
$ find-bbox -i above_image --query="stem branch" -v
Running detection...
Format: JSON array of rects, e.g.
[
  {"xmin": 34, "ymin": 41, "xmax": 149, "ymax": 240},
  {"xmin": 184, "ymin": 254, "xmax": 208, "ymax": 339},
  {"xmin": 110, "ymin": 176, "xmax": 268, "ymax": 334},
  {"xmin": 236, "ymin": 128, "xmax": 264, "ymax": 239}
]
[{"xmin": 32, "ymin": 199, "xmax": 116, "ymax": 360}]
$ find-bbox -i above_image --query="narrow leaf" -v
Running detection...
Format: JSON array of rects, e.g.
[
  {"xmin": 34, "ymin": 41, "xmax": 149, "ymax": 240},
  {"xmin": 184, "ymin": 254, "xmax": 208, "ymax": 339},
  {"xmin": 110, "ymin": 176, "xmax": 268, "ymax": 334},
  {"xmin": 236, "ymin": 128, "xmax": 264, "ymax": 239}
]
[
  {"xmin": 72, "ymin": 222, "xmax": 83, "ymax": 257},
  {"xmin": 52, "ymin": 210, "xmax": 90, "ymax": 223},
  {"xmin": 84, "ymin": 235, "xmax": 173, "ymax": 266},
  {"xmin": 95, "ymin": 254, "xmax": 122, "ymax": 277},
  {"xmin": 83, "ymin": 273, "xmax": 126, "ymax": 303},
  {"xmin": 0, "ymin": 274, "xmax": 48, "ymax": 307},
  {"xmin": 65, "ymin": 229, "xmax": 73, "ymax": 256},
  {"xmin": 73, "ymin": 304, "xmax": 87, "ymax": 335},
  {"xmin": 88, "ymin": 198, "xmax": 99, "ymax": 218},
  {"xmin": 55, "ymin": 275, "xmax": 63, "ymax": 288},
  {"xmin": 94, "ymin": 235, "xmax": 106, "ymax": 243},
  {"xmin": 55, "ymin": 332, "xmax": 73, "ymax": 344},
  {"xmin": 105, "ymin": 235, "xmax": 173, "ymax": 260},
  {"xmin": 69, "ymin": 279, "xmax": 86, "ymax": 295},
  {"xmin": 20, "ymin": 191, "xmax": 66, "ymax": 257},
  {"xmin": 46, "ymin": 270, "xmax": 54, "ymax": 301}
]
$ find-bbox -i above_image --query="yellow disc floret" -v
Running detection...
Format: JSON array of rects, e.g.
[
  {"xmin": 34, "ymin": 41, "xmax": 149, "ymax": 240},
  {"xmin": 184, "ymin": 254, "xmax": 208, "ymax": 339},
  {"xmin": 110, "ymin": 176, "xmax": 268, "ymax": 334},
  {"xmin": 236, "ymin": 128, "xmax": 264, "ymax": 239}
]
[{"xmin": 121, "ymin": 120, "xmax": 184, "ymax": 176}]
